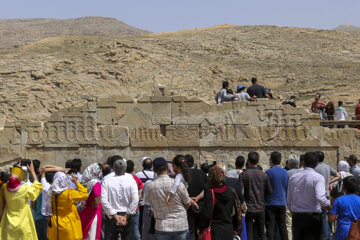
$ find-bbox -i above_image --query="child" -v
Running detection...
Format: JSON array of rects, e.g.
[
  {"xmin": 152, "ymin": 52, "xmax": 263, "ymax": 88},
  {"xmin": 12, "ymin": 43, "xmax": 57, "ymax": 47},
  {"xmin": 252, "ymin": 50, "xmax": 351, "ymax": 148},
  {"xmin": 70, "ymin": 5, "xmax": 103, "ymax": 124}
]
[{"xmin": 166, "ymin": 155, "xmax": 190, "ymax": 204}]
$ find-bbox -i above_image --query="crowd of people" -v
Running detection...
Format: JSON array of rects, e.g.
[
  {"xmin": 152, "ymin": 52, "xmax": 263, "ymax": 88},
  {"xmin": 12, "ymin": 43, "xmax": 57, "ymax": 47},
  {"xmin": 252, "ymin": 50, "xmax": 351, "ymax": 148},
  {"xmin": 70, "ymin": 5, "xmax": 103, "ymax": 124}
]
[
  {"xmin": 215, "ymin": 79, "xmax": 360, "ymax": 130},
  {"xmin": 0, "ymin": 152, "xmax": 359, "ymax": 240}
]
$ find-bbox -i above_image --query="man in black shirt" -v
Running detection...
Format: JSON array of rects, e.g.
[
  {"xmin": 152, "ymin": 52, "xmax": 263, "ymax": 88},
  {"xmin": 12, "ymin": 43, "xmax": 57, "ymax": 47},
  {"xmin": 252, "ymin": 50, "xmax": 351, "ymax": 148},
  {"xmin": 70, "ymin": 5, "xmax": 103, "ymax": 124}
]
[
  {"xmin": 185, "ymin": 154, "xmax": 207, "ymax": 240},
  {"xmin": 247, "ymin": 77, "xmax": 271, "ymax": 99},
  {"xmin": 282, "ymin": 96, "xmax": 297, "ymax": 108}
]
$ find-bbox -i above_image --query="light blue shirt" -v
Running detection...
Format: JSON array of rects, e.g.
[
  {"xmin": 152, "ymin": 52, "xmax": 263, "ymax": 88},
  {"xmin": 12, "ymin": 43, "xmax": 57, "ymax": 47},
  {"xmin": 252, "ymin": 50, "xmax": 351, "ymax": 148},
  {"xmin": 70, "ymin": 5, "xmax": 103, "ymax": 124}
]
[{"xmin": 287, "ymin": 168, "xmax": 330, "ymax": 213}]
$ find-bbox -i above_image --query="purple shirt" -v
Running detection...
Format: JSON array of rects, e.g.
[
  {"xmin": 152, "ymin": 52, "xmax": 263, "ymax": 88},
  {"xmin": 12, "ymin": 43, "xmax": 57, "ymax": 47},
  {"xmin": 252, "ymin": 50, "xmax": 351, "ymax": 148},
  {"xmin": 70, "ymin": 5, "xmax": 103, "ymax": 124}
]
[{"xmin": 287, "ymin": 167, "xmax": 330, "ymax": 213}]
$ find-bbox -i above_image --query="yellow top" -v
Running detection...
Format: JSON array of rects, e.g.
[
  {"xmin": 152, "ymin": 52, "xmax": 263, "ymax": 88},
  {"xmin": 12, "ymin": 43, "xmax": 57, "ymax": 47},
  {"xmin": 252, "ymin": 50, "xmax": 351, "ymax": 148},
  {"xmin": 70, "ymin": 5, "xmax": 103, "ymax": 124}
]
[
  {"xmin": 47, "ymin": 184, "xmax": 88, "ymax": 240},
  {"xmin": 0, "ymin": 181, "xmax": 43, "ymax": 240}
]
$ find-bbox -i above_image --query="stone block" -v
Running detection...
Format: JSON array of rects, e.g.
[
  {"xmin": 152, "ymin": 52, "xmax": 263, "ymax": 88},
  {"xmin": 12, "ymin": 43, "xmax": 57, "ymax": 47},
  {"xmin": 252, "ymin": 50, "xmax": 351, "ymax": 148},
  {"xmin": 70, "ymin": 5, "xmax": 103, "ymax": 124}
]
[
  {"xmin": 172, "ymin": 101, "xmax": 209, "ymax": 125},
  {"xmin": 97, "ymin": 125, "xmax": 129, "ymax": 147},
  {"xmin": 166, "ymin": 125, "xmax": 199, "ymax": 147},
  {"xmin": 151, "ymin": 102, "xmax": 172, "ymax": 125},
  {"xmin": 130, "ymin": 127, "xmax": 167, "ymax": 147}
]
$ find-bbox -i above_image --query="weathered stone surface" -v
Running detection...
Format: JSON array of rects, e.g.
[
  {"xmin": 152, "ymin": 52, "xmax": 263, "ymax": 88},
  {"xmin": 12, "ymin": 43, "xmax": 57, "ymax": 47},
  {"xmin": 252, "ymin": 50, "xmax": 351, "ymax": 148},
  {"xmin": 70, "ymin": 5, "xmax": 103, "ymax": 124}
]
[{"xmin": 0, "ymin": 89, "xmax": 359, "ymax": 171}]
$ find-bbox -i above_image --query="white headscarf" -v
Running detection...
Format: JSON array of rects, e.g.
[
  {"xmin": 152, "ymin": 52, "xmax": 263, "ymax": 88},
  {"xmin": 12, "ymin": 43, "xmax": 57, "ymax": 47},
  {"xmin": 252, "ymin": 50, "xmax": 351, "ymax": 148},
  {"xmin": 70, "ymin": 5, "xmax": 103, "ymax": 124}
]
[
  {"xmin": 52, "ymin": 172, "xmax": 70, "ymax": 194},
  {"xmin": 338, "ymin": 161, "xmax": 350, "ymax": 179}
]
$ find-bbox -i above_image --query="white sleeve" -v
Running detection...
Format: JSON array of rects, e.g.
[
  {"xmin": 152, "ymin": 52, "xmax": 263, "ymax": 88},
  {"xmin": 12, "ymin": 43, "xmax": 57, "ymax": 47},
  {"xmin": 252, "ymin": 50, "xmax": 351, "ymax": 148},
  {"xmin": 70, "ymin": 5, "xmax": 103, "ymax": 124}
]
[
  {"xmin": 127, "ymin": 180, "xmax": 139, "ymax": 215},
  {"xmin": 101, "ymin": 180, "xmax": 117, "ymax": 217},
  {"xmin": 41, "ymin": 177, "xmax": 51, "ymax": 191},
  {"xmin": 170, "ymin": 174, "xmax": 182, "ymax": 195}
]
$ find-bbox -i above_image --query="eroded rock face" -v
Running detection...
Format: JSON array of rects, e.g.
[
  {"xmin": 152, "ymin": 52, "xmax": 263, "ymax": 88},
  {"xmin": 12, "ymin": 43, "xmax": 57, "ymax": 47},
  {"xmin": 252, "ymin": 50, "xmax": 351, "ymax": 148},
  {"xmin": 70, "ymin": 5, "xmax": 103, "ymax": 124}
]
[{"xmin": 0, "ymin": 88, "xmax": 358, "ymax": 171}]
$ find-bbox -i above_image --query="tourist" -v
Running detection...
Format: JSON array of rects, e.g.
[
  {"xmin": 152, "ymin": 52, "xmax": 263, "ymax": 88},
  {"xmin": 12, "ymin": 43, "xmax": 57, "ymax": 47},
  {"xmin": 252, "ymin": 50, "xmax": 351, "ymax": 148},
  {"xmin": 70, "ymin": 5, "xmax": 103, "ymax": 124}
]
[
  {"xmin": 126, "ymin": 159, "xmax": 144, "ymax": 240},
  {"xmin": 166, "ymin": 155, "xmax": 190, "ymax": 204},
  {"xmin": 336, "ymin": 101, "xmax": 347, "ymax": 128},
  {"xmin": 355, "ymin": 98, "xmax": 360, "ymax": 130},
  {"xmin": 200, "ymin": 162, "xmax": 211, "ymax": 175},
  {"xmin": 329, "ymin": 161, "xmax": 352, "ymax": 200},
  {"xmin": 265, "ymin": 152, "xmax": 289, "ymax": 240},
  {"xmin": 226, "ymin": 155, "xmax": 245, "ymax": 179},
  {"xmin": 311, "ymin": 93, "xmax": 326, "ymax": 113},
  {"xmin": 287, "ymin": 152, "xmax": 331, "ymax": 240},
  {"xmin": 215, "ymin": 81, "xmax": 236, "ymax": 104},
  {"xmin": 314, "ymin": 151, "xmax": 339, "ymax": 240},
  {"xmin": 101, "ymin": 163, "xmax": 111, "ymax": 178},
  {"xmin": 0, "ymin": 172, "xmax": 9, "ymax": 187},
  {"xmin": 135, "ymin": 156, "xmax": 154, "ymax": 236},
  {"xmin": 282, "ymin": 96, "xmax": 297, "ymax": 108},
  {"xmin": 286, "ymin": 154, "xmax": 301, "ymax": 178},
  {"xmin": 239, "ymin": 151, "xmax": 273, "ymax": 240},
  {"xmin": 347, "ymin": 155, "xmax": 360, "ymax": 182},
  {"xmin": 101, "ymin": 159, "xmax": 139, "ymax": 240},
  {"xmin": 185, "ymin": 154, "xmax": 207, "ymax": 240},
  {"xmin": 146, "ymin": 157, "xmax": 196, "ymax": 240},
  {"xmin": 0, "ymin": 161, "xmax": 43, "ymax": 240},
  {"xmin": 318, "ymin": 105, "xmax": 327, "ymax": 121},
  {"xmin": 104, "ymin": 155, "xmax": 123, "ymax": 180},
  {"xmin": 69, "ymin": 158, "xmax": 83, "ymax": 189},
  {"xmin": 247, "ymin": 77, "xmax": 270, "ymax": 99},
  {"xmin": 47, "ymin": 171, "xmax": 88, "ymax": 240},
  {"xmin": 326, "ymin": 102, "xmax": 335, "ymax": 120},
  {"xmin": 235, "ymin": 85, "xmax": 255, "ymax": 101},
  {"xmin": 198, "ymin": 166, "xmax": 242, "ymax": 239},
  {"xmin": 329, "ymin": 176, "xmax": 360, "ymax": 240},
  {"xmin": 79, "ymin": 163, "xmax": 103, "ymax": 240}
]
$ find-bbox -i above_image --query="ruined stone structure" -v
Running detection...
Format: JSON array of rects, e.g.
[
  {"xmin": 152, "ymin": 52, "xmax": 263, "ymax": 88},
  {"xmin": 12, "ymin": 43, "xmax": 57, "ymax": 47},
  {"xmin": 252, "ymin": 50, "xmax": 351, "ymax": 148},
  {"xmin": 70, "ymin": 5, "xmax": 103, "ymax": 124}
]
[{"xmin": 0, "ymin": 87, "xmax": 359, "ymax": 171}]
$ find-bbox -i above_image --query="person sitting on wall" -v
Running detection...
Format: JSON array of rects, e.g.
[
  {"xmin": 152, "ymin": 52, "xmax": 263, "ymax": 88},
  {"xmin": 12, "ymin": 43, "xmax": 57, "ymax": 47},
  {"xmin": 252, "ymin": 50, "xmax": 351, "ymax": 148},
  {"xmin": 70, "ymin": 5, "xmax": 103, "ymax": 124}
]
[
  {"xmin": 247, "ymin": 78, "xmax": 271, "ymax": 99},
  {"xmin": 234, "ymin": 85, "xmax": 255, "ymax": 102},
  {"xmin": 282, "ymin": 96, "xmax": 297, "ymax": 108},
  {"xmin": 215, "ymin": 81, "xmax": 236, "ymax": 105}
]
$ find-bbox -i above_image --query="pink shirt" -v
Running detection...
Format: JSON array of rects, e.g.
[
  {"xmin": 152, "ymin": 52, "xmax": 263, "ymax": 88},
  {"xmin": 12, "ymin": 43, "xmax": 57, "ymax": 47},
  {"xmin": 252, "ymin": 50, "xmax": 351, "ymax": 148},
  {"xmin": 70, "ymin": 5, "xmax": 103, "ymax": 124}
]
[{"xmin": 79, "ymin": 182, "xmax": 102, "ymax": 239}]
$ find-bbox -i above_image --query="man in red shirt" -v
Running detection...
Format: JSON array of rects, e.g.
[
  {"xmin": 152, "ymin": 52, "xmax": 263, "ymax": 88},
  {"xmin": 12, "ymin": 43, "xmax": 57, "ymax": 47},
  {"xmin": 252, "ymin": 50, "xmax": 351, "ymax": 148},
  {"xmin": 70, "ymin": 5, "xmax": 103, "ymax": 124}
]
[
  {"xmin": 356, "ymin": 98, "xmax": 360, "ymax": 130},
  {"xmin": 126, "ymin": 160, "xmax": 144, "ymax": 240},
  {"xmin": 311, "ymin": 94, "xmax": 326, "ymax": 113}
]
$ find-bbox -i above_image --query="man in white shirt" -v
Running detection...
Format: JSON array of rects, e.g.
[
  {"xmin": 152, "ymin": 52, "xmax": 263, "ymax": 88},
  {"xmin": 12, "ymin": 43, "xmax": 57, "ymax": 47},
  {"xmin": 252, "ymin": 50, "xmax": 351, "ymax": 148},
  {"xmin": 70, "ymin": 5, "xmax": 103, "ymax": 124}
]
[
  {"xmin": 103, "ymin": 155, "xmax": 124, "ymax": 180},
  {"xmin": 102, "ymin": 159, "xmax": 139, "ymax": 240}
]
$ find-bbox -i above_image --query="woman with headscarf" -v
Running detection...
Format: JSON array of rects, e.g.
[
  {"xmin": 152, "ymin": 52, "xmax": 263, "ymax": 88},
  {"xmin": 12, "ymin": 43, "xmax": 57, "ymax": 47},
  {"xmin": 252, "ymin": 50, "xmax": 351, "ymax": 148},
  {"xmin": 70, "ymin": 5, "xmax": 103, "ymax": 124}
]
[
  {"xmin": 0, "ymin": 160, "xmax": 43, "ymax": 240},
  {"xmin": 47, "ymin": 171, "xmax": 88, "ymax": 240},
  {"xmin": 330, "ymin": 161, "xmax": 353, "ymax": 201},
  {"xmin": 79, "ymin": 163, "xmax": 103, "ymax": 240},
  {"xmin": 198, "ymin": 166, "xmax": 242, "ymax": 240}
]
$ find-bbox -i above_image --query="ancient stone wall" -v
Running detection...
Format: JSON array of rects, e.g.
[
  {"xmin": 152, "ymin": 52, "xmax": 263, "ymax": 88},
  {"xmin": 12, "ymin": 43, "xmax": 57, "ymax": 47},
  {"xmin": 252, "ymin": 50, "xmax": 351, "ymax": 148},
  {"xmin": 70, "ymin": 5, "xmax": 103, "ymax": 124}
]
[{"xmin": 0, "ymin": 87, "xmax": 359, "ymax": 171}]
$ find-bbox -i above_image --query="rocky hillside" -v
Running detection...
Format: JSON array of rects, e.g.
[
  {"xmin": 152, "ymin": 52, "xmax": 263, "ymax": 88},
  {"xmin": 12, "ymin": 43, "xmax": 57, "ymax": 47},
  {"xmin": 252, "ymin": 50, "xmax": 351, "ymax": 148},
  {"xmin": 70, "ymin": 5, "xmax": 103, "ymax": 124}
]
[
  {"xmin": 0, "ymin": 25, "xmax": 359, "ymax": 121},
  {"xmin": 0, "ymin": 17, "xmax": 150, "ymax": 49},
  {"xmin": 334, "ymin": 24, "xmax": 360, "ymax": 33}
]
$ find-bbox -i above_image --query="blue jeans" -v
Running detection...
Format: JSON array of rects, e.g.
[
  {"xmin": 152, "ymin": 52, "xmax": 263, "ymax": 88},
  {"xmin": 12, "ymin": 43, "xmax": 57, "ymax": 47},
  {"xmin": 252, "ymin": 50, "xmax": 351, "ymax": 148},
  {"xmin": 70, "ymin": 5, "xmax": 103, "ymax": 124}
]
[
  {"xmin": 129, "ymin": 210, "xmax": 141, "ymax": 240},
  {"xmin": 321, "ymin": 209, "xmax": 332, "ymax": 240},
  {"xmin": 155, "ymin": 229, "xmax": 189, "ymax": 240}
]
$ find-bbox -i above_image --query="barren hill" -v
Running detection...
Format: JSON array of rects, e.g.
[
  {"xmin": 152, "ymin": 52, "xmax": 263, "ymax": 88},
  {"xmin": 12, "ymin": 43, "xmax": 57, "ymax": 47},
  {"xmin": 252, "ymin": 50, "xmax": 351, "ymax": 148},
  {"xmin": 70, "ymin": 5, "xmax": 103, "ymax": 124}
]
[
  {"xmin": 334, "ymin": 24, "xmax": 360, "ymax": 33},
  {"xmin": 0, "ymin": 17, "xmax": 150, "ymax": 49},
  {"xmin": 0, "ymin": 25, "xmax": 360, "ymax": 122}
]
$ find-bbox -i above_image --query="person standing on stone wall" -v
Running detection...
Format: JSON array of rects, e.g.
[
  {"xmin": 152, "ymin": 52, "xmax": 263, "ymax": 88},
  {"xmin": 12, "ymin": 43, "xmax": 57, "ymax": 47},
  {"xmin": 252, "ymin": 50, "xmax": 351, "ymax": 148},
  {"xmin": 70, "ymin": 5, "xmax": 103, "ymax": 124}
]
[
  {"xmin": 287, "ymin": 152, "xmax": 331, "ymax": 240},
  {"xmin": 239, "ymin": 151, "xmax": 273, "ymax": 240},
  {"xmin": 356, "ymin": 98, "xmax": 360, "ymax": 130},
  {"xmin": 215, "ymin": 81, "xmax": 236, "ymax": 104},
  {"xmin": 265, "ymin": 152, "xmax": 289, "ymax": 240},
  {"xmin": 336, "ymin": 101, "xmax": 347, "ymax": 128},
  {"xmin": 314, "ymin": 151, "xmax": 340, "ymax": 240},
  {"xmin": 246, "ymin": 77, "xmax": 271, "ymax": 99},
  {"xmin": 311, "ymin": 93, "xmax": 326, "ymax": 113}
]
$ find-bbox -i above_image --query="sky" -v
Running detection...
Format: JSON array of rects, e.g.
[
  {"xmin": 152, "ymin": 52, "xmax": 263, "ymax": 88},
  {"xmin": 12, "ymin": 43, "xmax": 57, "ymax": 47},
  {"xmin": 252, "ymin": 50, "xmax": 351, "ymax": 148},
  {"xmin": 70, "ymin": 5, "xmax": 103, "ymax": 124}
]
[{"xmin": 1, "ymin": 0, "xmax": 359, "ymax": 33}]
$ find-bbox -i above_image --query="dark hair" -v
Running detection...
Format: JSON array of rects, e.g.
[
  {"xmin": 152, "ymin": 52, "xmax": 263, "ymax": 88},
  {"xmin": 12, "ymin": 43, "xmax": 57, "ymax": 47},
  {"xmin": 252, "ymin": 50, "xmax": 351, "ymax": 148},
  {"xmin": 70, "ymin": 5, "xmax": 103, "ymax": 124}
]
[
  {"xmin": 316, "ymin": 151, "xmax": 325, "ymax": 162},
  {"xmin": 65, "ymin": 159, "xmax": 72, "ymax": 168},
  {"xmin": 251, "ymin": 77, "xmax": 257, "ymax": 84},
  {"xmin": 201, "ymin": 163, "xmax": 210, "ymax": 174},
  {"xmin": 248, "ymin": 151, "xmax": 259, "ymax": 165},
  {"xmin": 235, "ymin": 156, "xmax": 245, "ymax": 169},
  {"xmin": 304, "ymin": 152, "xmax": 319, "ymax": 168},
  {"xmin": 300, "ymin": 154, "xmax": 305, "ymax": 163},
  {"xmin": 173, "ymin": 155, "xmax": 190, "ymax": 183},
  {"xmin": 338, "ymin": 101, "xmax": 343, "ymax": 106},
  {"xmin": 226, "ymin": 89, "xmax": 233, "ymax": 94},
  {"xmin": 142, "ymin": 158, "xmax": 153, "ymax": 170},
  {"xmin": 33, "ymin": 159, "xmax": 41, "ymax": 173},
  {"xmin": 126, "ymin": 160, "xmax": 135, "ymax": 173},
  {"xmin": 107, "ymin": 155, "xmax": 123, "ymax": 169},
  {"xmin": 185, "ymin": 154, "xmax": 195, "ymax": 168},
  {"xmin": 343, "ymin": 176, "xmax": 358, "ymax": 194},
  {"xmin": 316, "ymin": 93, "xmax": 321, "ymax": 98},
  {"xmin": 102, "ymin": 164, "xmax": 111, "ymax": 177},
  {"xmin": 70, "ymin": 158, "xmax": 82, "ymax": 172},
  {"xmin": 20, "ymin": 159, "xmax": 31, "ymax": 167},
  {"xmin": 155, "ymin": 165, "xmax": 167, "ymax": 173},
  {"xmin": 222, "ymin": 81, "xmax": 229, "ymax": 89},
  {"xmin": 0, "ymin": 172, "xmax": 10, "ymax": 184},
  {"xmin": 45, "ymin": 171, "xmax": 56, "ymax": 184},
  {"xmin": 348, "ymin": 155, "xmax": 358, "ymax": 164},
  {"xmin": 257, "ymin": 165, "xmax": 263, "ymax": 171},
  {"xmin": 290, "ymin": 96, "xmax": 296, "ymax": 100},
  {"xmin": 270, "ymin": 151, "xmax": 282, "ymax": 165}
]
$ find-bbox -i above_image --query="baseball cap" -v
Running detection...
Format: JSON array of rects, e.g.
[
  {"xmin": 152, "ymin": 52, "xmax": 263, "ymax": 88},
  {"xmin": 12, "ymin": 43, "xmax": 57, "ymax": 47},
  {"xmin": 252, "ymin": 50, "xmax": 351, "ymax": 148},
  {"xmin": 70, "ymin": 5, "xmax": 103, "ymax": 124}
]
[
  {"xmin": 153, "ymin": 157, "xmax": 167, "ymax": 171},
  {"xmin": 237, "ymin": 85, "xmax": 246, "ymax": 91}
]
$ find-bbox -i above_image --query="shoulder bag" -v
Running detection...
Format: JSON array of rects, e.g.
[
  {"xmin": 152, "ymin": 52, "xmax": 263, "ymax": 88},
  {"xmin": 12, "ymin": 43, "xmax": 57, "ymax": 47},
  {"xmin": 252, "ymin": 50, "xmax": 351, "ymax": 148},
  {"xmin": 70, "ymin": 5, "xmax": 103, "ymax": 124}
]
[
  {"xmin": 199, "ymin": 190, "xmax": 215, "ymax": 240},
  {"xmin": 347, "ymin": 216, "xmax": 360, "ymax": 240}
]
